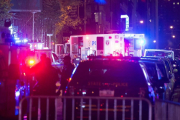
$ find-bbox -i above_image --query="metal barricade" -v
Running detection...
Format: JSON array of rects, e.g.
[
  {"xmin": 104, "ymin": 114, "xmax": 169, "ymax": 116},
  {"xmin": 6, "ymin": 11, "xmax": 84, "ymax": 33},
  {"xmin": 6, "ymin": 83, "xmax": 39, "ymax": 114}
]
[
  {"xmin": 19, "ymin": 96, "xmax": 152, "ymax": 120},
  {"xmin": 155, "ymin": 100, "xmax": 180, "ymax": 120}
]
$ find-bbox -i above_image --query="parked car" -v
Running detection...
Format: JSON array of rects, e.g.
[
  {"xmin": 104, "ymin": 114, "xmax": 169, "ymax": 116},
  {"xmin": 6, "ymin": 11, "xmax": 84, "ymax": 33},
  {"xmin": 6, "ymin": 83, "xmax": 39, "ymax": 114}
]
[{"xmin": 140, "ymin": 57, "xmax": 176, "ymax": 100}]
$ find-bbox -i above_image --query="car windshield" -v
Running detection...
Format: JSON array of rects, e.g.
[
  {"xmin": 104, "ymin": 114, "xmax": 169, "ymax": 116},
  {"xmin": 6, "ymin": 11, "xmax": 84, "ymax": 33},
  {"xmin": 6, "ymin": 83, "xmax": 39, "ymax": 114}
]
[
  {"xmin": 157, "ymin": 63, "xmax": 167, "ymax": 78},
  {"xmin": 144, "ymin": 63, "xmax": 159, "ymax": 80},
  {"xmin": 164, "ymin": 60, "xmax": 171, "ymax": 73},
  {"xmin": 71, "ymin": 61, "xmax": 147, "ymax": 87},
  {"xmin": 52, "ymin": 53, "xmax": 59, "ymax": 62}
]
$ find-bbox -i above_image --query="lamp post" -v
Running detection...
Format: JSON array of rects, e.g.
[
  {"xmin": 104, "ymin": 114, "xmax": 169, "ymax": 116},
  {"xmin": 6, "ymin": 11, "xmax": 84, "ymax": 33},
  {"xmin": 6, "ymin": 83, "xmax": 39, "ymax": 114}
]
[
  {"xmin": 32, "ymin": 12, "xmax": 36, "ymax": 42},
  {"xmin": 170, "ymin": 26, "xmax": 173, "ymax": 29},
  {"xmin": 84, "ymin": 0, "xmax": 86, "ymax": 34},
  {"xmin": 47, "ymin": 34, "xmax": 53, "ymax": 49},
  {"xmin": 140, "ymin": 20, "xmax": 144, "ymax": 24}
]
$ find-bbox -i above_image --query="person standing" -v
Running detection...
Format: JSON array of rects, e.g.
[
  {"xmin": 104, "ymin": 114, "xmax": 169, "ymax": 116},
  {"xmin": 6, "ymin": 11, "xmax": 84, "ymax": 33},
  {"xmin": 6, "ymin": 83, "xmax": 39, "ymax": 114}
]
[
  {"xmin": 30, "ymin": 55, "xmax": 59, "ymax": 120},
  {"xmin": 38, "ymin": 58, "xmax": 59, "ymax": 120},
  {"xmin": 59, "ymin": 56, "xmax": 75, "ymax": 93}
]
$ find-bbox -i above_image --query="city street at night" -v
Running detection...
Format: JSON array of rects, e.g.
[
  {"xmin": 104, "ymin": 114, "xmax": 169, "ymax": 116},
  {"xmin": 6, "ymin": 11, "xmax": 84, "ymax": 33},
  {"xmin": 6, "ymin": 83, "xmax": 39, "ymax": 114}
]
[{"xmin": 1, "ymin": 0, "xmax": 180, "ymax": 120}]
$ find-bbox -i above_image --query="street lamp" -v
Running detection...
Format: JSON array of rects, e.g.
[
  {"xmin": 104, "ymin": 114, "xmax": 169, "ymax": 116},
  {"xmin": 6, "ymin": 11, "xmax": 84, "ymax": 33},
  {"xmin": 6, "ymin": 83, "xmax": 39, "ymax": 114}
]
[
  {"xmin": 170, "ymin": 26, "xmax": 173, "ymax": 29},
  {"xmin": 172, "ymin": 35, "xmax": 175, "ymax": 38},
  {"xmin": 140, "ymin": 20, "xmax": 144, "ymax": 24},
  {"xmin": 153, "ymin": 40, "xmax": 156, "ymax": 43},
  {"xmin": 47, "ymin": 34, "xmax": 53, "ymax": 49}
]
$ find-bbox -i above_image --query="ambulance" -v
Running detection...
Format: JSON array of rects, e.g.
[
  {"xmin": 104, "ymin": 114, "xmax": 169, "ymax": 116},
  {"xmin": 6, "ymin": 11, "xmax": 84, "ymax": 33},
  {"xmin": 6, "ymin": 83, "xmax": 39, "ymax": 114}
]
[{"xmin": 55, "ymin": 34, "xmax": 145, "ymax": 60}]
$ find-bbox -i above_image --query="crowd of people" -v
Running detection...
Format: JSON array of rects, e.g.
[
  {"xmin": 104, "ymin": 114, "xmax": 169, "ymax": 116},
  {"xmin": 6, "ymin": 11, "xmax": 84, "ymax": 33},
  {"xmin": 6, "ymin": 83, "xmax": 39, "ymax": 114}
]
[{"xmin": 29, "ymin": 54, "xmax": 74, "ymax": 120}]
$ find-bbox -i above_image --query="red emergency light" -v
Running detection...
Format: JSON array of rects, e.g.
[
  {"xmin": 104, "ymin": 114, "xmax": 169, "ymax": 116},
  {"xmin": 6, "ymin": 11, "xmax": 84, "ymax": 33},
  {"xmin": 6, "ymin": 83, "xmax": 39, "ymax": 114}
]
[{"xmin": 28, "ymin": 59, "xmax": 35, "ymax": 66}]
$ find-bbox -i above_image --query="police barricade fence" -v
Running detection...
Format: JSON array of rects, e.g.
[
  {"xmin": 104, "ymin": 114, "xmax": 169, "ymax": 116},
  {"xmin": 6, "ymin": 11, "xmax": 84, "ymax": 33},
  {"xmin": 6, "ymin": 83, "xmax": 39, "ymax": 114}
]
[
  {"xmin": 155, "ymin": 100, "xmax": 180, "ymax": 120},
  {"xmin": 19, "ymin": 96, "xmax": 152, "ymax": 120}
]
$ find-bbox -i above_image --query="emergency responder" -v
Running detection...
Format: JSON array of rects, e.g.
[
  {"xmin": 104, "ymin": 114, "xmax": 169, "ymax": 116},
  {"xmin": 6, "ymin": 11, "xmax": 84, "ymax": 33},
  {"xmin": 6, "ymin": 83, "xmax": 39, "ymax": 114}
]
[
  {"xmin": 30, "ymin": 55, "xmax": 59, "ymax": 120},
  {"xmin": 29, "ymin": 54, "xmax": 47, "ymax": 95},
  {"xmin": 59, "ymin": 56, "xmax": 75, "ymax": 93},
  {"xmin": 58, "ymin": 56, "xmax": 74, "ymax": 120},
  {"xmin": 72, "ymin": 55, "xmax": 81, "ymax": 66},
  {"xmin": 39, "ymin": 58, "xmax": 59, "ymax": 120}
]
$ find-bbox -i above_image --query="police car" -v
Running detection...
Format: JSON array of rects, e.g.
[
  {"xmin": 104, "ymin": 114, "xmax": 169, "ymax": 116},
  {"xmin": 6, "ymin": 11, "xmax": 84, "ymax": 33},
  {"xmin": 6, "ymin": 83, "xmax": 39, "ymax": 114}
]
[{"xmin": 63, "ymin": 56, "xmax": 155, "ymax": 120}]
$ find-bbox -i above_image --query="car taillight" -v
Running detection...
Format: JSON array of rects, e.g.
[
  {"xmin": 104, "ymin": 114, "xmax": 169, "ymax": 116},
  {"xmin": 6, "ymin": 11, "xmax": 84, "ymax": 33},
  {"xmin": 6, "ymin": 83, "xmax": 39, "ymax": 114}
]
[
  {"xmin": 82, "ymin": 90, "xmax": 87, "ymax": 95},
  {"xmin": 139, "ymin": 88, "xmax": 146, "ymax": 97}
]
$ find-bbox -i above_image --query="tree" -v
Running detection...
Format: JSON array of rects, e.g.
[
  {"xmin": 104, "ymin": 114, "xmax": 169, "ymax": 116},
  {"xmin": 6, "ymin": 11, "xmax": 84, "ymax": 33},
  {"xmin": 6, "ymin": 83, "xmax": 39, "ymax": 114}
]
[
  {"xmin": 32, "ymin": 0, "xmax": 61, "ymax": 41},
  {"xmin": 0, "ymin": 0, "xmax": 12, "ymax": 27},
  {"xmin": 55, "ymin": 0, "xmax": 83, "ymax": 34}
]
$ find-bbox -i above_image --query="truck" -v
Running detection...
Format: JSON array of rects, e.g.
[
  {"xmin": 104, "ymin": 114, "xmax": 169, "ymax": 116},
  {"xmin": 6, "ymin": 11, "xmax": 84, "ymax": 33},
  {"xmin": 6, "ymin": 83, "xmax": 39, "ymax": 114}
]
[{"xmin": 55, "ymin": 34, "xmax": 145, "ymax": 61}]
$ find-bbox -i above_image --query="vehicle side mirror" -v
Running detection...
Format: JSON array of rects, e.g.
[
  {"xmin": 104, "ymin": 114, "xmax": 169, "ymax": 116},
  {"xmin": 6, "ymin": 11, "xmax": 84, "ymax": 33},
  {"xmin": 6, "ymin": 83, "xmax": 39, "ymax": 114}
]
[{"xmin": 173, "ymin": 69, "xmax": 178, "ymax": 73}]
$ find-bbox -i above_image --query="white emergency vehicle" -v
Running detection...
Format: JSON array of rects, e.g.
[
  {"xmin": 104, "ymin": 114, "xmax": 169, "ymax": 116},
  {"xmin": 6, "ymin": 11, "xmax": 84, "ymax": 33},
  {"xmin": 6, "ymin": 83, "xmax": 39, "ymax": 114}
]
[
  {"xmin": 144, "ymin": 49, "xmax": 174, "ymax": 60},
  {"xmin": 55, "ymin": 34, "xmax": 145, "ymax": 60}
]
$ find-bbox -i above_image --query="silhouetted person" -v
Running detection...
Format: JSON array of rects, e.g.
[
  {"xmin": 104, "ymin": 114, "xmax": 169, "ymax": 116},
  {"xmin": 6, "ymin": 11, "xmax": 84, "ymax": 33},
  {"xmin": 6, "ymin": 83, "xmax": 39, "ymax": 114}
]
[
  {"xmin": 39, "ymin": 58, "xmax": 59, "ymax": 120},
  {"xmin": 30, "ymin": 55, "xmax": 59, "ymax": 120},
  {"xmin": 72, "ymin": 55, "xmax": 81, "ymax": 66},
  {"xmin": 59, "ymin": 56, "xmax": 75, "ymax": 92}
]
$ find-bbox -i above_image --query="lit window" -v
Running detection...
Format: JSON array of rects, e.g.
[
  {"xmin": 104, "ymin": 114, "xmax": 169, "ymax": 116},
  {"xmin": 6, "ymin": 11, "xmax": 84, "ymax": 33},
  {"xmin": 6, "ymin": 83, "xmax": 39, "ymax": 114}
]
[
  {"xmin": 168, "ymin": 0, "xmax": 170, "ymax": 1},
  {"xmin": 177, "ymin": 2, "xmax": 179, "ymax": 5},
  {"xmin": 173, "ymin": 2, "xmax": 175, "ymax": 5}
]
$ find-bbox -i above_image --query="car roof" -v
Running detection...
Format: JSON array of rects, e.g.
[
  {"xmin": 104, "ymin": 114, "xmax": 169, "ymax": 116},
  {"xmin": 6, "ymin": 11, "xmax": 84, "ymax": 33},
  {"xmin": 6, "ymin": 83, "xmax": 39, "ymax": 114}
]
[{"xmin": 140, "ymin": 57, "xmax": 163, "ymax": 62}]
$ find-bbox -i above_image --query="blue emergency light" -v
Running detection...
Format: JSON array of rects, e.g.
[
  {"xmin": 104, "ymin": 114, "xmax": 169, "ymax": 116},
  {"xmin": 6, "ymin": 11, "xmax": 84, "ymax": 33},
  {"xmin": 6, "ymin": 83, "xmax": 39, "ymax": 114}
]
[
  {"xmin": 138, "ymin": 39, "xmax": 145, "ymax": 46},
  {"xmin": 95, "ymin": 0, "xmax": 106, "ymax": 4},
  {"xmin": 134, "ymin": 39, "xmax": 145, "ymax": 50}
]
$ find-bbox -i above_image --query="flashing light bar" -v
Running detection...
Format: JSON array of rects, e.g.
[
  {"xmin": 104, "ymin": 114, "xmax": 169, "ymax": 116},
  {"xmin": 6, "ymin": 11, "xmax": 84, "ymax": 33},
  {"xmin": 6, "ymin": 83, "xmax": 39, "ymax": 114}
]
[
  {"xmin": 15, "ymin": 40, "xmax": 21, "ymax": 43},
  {"xmin": 15, "ymin": 39, "xmax": 28, "ymax": 43},
  {"xmin": 24, "ymin": 39, "xmax": 28, "ymax": 42},
  {"xmin": 124, "ymin": 34, "xmax": 145, "ymax": 38},
  {"xmin": 14, "ymin": 37, "xmax": 19, "ymax": 40},
  {"xmin": 124, "ymin": 34, "xmax": 134, "ymax": 38}
]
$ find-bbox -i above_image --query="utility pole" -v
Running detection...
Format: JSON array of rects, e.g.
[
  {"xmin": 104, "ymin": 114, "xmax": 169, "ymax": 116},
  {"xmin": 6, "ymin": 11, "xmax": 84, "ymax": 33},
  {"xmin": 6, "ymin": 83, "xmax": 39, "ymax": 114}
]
[
  {"xmin": 84, "ymin": 0, "xmax": 86, "ymax": 34},
  {"xmin": 47, "ymin": 34, "xmax": 53, "ymax": 49},
  {"xmin": 155, "ymin": 0, "xmax": 159, "ymax": 48},
  {"xmin": 32, "ymin": 12, "xmax": 36, "ymax": 42},
  {"xmin": 110, "ymin": 0, "xmax": 112, "ymax": 29}
]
